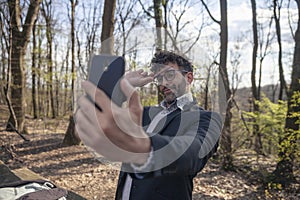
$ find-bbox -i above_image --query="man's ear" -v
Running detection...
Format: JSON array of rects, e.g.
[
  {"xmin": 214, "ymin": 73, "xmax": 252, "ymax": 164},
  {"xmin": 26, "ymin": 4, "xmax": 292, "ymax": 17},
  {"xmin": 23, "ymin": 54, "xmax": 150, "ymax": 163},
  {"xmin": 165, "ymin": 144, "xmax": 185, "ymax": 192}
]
[{"xmin": 186, "ymin": 72, "xmax": 193, "ymax": 84}]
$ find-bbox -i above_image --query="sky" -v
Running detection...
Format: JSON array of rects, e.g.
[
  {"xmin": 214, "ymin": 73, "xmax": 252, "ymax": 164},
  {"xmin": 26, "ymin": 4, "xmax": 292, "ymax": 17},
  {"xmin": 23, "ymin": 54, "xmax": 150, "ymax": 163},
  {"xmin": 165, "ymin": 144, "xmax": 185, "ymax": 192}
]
[
  {"xmin": 128, "ymin": 0, "xmax": 298, "ymax": 88},
  {"xmin": 52, "ymin": 0, "xmax": 298, "ymax": 89},
  {"xmin": 225, "ymin": 0, "xmax": 297, "ymax": 88}
]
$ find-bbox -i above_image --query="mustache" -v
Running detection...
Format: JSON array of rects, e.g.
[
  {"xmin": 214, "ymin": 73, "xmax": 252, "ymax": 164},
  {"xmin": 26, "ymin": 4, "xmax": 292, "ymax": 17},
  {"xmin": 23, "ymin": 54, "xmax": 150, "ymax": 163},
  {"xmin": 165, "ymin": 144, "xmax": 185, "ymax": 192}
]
[{"xmin": 161, "ymin": 85, "xmax": 176, "ymax": 92}]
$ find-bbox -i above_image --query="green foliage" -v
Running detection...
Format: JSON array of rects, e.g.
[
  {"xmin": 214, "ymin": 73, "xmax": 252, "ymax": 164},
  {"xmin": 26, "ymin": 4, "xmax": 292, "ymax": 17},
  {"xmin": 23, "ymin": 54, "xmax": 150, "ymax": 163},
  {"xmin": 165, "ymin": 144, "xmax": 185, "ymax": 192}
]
[
  {"xmin": 283, "ymin": 91, "xmax": 300, "ymax": 163},
  {"xmin": 243, "ymin": 95, "xmax": 287, "ymax": 154},
  {"xmin": 244, "ymin": 94, "xmax": 300, "ymax": 187},
  {"xmin": 290, "ymin": 91, "xmax": 300, "ymax": 125},
  {"xmin": 260, "ymin": 91, "xmax": 300, "ymax": 189},
  {"xmin": 139, "ymin": 85, "xmax": 158, "ymax": 107},
  {"xmin": 141, "ymin": 95, "xmax": 158, "ymax": 106},
  {"xmin": 267, "ymin": 182, "xmax": 282, "ymax": 190},
  {"xmin": 277, "ymin": 129, "xmax": 298, "ymax": 163}
]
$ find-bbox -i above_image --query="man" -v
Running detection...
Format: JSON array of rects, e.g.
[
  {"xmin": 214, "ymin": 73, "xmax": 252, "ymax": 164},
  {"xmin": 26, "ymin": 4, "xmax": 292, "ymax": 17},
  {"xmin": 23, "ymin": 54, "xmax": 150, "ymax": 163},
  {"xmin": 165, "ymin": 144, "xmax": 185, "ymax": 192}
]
[{"xmin": 75, "ymin": 50, "xmax": 222, "ymax": 200}]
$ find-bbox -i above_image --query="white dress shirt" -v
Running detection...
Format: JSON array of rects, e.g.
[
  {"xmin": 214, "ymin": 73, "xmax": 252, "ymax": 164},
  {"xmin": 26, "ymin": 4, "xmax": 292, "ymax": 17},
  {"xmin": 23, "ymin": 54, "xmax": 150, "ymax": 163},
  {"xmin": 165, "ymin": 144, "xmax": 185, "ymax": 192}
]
[{"xmin": 122, "ymin": 93, "xmax": 194, "ymax": 200}]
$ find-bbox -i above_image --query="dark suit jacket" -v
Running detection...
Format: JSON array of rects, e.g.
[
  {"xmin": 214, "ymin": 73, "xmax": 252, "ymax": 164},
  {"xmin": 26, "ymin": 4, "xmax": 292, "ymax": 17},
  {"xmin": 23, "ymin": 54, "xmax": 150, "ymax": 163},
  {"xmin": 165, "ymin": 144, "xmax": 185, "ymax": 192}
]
[{"xmin": 115, "ymin": 102, "xmax": 222, "ymax": 200}]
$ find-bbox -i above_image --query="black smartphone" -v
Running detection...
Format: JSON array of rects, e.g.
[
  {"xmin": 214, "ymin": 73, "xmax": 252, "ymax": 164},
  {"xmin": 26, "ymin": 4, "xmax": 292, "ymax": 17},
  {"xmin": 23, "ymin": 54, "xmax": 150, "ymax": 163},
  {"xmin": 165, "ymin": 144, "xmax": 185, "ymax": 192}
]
[{"xmin": 87, "ymin": 54, "xmax": 126, "ymax": 107}]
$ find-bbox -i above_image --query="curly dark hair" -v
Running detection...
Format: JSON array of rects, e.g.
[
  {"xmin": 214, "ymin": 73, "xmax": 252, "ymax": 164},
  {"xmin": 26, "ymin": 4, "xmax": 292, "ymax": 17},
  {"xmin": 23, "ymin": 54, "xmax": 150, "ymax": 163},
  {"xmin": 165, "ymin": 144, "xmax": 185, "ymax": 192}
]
[{"xmin": 150, "ymin": 50, "xmax": 193, "ymax": 73}]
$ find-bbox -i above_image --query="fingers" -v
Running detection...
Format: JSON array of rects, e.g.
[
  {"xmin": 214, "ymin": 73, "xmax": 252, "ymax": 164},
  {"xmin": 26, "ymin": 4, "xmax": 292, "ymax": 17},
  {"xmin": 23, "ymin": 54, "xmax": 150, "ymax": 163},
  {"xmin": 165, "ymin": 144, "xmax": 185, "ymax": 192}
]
[
  {"xmin": 77, "ymin": 95, "xmax": 100, "ymax": 121},
  {"xmin": 75, "ymin": 109, "xmax": 99, "ymax": 144},
  {"xmin": 124, "ymin": 69, "xmax": 154, "ymax": 87},
  {"xmin": 76, "ymin": 80, "xmax": 150, "ymax": 162},
  {"xmin": 137, "ymin": 70, "xmax": 154, "ymax": 86},
  {"xmin": 142, "ymin": 76, "xmax": 154, "ymax": 84},
  {"xmin": 81, "ymin": 81, "xmax": 117, "ymax": 113},
  {"xmin": 128, "ymin": 69, "xmax": 154, "ymax": 79},
  {"xmin": 75, "ymin": 109, "xmax": 119, "ymax": 159},
  {"xmin": 137, "ymin": 69, "xmax": 144, "ymax": 74},
  {"xmin": 120, "ymin": 79, "xmax": 143, "ymax": 122},
  {"xmin": 140, "ymin": 70, "xmax": 154, "ymax": 79},
  {"xmin": 148, "ymin": 72, "xmax": 155, "ymax": 77},
  {"xmin": 120, "ymin": 78, "xmax": 139, "ymax": 101}
]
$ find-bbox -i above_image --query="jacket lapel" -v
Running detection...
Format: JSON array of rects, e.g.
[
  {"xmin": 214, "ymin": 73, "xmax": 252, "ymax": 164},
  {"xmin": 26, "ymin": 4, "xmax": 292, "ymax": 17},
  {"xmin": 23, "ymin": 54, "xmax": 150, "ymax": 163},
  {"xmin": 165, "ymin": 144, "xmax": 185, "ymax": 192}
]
[{"xmin": 151, "ymin": 101, "xmax": 198, "ymax": 135}]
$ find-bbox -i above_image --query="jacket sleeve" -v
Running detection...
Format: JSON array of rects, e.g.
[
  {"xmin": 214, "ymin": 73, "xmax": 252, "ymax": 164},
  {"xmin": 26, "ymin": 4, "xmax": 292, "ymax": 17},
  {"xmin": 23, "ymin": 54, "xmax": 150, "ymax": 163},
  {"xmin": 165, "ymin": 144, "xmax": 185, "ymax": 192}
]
[{"xmin": 126, "ymin": 110, "xmax": 222, "ymax": 179}]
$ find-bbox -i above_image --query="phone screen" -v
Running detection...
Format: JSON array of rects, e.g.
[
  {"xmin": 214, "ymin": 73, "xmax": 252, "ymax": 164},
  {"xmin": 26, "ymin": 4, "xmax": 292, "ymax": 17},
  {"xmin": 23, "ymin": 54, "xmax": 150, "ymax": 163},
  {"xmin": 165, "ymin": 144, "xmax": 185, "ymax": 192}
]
[{"xmin": 87, "ymin": 55, "xmax": 126, "ymax": 107}]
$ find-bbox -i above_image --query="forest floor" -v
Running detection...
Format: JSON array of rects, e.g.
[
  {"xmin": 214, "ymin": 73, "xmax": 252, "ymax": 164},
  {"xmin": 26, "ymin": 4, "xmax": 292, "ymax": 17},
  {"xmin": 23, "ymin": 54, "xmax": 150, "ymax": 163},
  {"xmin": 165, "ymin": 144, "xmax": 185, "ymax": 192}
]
[{"xmin": 0, "ymin": 117, "xmax": 299, "ymax": 200}]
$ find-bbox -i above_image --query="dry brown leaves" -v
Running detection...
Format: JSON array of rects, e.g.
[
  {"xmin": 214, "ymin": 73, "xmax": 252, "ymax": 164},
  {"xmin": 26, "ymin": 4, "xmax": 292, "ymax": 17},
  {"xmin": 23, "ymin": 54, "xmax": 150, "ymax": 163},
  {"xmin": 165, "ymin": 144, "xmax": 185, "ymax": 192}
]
[{"xmin": 0, "ymin": 119, "xmax": 299, "ymax": 200}]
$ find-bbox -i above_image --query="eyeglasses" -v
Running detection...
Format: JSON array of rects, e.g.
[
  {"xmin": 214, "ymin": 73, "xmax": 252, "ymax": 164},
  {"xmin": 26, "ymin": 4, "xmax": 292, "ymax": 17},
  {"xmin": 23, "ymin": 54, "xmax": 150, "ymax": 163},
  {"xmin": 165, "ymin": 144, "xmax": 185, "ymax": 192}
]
[{"xmin": 153, "ymin": 69, "xmax": 189, "ymax": 84}]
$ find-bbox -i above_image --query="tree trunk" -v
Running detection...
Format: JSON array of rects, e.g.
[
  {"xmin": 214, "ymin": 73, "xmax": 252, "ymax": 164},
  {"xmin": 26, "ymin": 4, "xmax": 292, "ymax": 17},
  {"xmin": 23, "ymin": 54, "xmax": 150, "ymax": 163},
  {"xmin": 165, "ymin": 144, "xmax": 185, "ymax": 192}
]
[
  {"xmin": 273, "ymin": 0, "xmax": 288, "ymax": 101},
  {"xmin": 0, "ymin": 13, "xmax": 8, "ymax": 105},
  {"xmin": 101, "ymin": 0, "xmax": 116, "ymax": 54},
  {"xmin": 219, "ymin": 0, "xmax": 233, "ymax": 170},
  {"xmin": 70, "ymin": 0, "xmax": 77, "ymax": 112},
  {"xmin": 204, "ymin": 64, "xmax": 213, "ymax": 110},
  {"xmin": 54, "ymin": 44, "xmax": 59, "ymax": 116},
  {"xmin": 250, "ymin": 0, "xmax": 263, "ymax": 155},
  {"xmin": 42, "ymin": 1, "xmax": 56, "ymax": 118},
  {"xmin": 5, "ymin": 25, "xmax": 17, "ymax": 132},
  {"xmin": 272, "ymin": 0, "xmax": 300, "ymax": 187},
  {"xmin": 62, "ymin": 0, "xmax": 80, "ymax": 146},
  {"xmin": 6, "ymin": 0, "xmax": 41, "ymax": 134},
  {"xmin": 64, "ymin": 45, "xmax": 70, "ymax": 114},
  {"xmin": 153, "ymin": 0, "xmax": 164, "ymax": 103},
  {"xmin": 162, "ymin": 0, "xmax": 168, "ymax": 50},
  {"xmin": 32, "ymin": 18, "xmax": 38, "ymax": 119},
  {"xmin": 37, "ymin": 26, "xmax": 42, "ymax": 117},
  {"xmin": 62, "ymin": 115, "xmax": 81, "ymax": 146},
  {"xmin": 153, "ymin": 0, "xmax": 163, "ymax": 51}
]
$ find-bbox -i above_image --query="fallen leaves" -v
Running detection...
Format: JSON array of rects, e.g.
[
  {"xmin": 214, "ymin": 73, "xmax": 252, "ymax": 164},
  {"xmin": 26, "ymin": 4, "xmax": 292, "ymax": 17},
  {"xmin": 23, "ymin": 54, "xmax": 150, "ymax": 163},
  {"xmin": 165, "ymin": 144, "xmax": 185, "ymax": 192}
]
[{"xmin": 0, "ymin": 120, "xmax": 299, "ymax": 200}]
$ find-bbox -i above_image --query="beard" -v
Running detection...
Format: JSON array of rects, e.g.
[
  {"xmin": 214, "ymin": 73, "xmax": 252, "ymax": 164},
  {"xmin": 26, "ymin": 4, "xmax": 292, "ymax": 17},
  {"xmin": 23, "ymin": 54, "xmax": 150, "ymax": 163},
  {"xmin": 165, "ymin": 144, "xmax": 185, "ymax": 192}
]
[
  {"xmin": 162, "ymin": 79, "xmax": 187, "ymax": 104},
  {"xmin": 164, "ymin": 92, "xmax": 176, "ymax": 104}
]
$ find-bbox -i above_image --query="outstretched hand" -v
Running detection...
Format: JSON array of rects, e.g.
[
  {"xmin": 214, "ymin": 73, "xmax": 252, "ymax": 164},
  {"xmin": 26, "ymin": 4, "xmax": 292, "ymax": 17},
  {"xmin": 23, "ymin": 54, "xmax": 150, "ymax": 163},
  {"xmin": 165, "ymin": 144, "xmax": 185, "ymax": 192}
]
[
  {"xmin": 75, "ymin": 79, "xmax": 150, "ymax": 164},
  {"xmin": 124, "ymin": 69, "xmax": 154, "ymax": 87}
]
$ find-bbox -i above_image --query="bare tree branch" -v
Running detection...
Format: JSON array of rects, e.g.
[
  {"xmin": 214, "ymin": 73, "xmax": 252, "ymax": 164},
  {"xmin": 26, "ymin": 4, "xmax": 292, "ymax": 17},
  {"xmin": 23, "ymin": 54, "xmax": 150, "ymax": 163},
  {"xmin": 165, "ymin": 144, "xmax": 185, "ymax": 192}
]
[
  {"xmin": 199, "ymin": 0, "xmax": 220, "ymax": 24},
  {"xmin": 287, "ymin": 0, "xmax": 296, "ymax": 39},
  {"xmin": 138, "ymin": 0, "xmax": 154, "ymax": 18}
]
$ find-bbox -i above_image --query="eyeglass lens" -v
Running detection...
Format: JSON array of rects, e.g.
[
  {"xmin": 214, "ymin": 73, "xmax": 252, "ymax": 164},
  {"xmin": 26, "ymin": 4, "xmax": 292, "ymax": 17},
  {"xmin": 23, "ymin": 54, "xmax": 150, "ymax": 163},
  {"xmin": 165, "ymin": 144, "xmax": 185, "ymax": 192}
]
[{"xmin": 155, "ymin": 70, "xmax": 176, "ymax": 83}]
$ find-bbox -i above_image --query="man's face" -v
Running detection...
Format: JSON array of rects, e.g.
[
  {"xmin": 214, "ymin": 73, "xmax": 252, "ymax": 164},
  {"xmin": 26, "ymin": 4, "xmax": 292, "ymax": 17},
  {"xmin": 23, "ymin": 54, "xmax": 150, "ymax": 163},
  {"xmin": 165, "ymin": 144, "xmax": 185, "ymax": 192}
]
[{"xmin": 154, "ymin": 62, "xmax": 190, "ymax": 104}]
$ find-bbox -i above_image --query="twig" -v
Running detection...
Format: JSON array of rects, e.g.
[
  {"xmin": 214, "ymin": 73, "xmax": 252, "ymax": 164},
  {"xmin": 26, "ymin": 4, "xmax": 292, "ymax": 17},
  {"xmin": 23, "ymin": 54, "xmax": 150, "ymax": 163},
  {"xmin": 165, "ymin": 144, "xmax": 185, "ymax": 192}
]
[{"xmin": 7, "ymin": 122, "xmax": 30, "ymax": 142}]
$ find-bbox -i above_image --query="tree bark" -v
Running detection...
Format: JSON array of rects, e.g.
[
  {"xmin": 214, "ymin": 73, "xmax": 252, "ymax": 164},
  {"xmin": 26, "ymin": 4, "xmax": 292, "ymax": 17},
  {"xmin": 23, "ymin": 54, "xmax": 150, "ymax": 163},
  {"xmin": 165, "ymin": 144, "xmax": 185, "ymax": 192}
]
[
  {"xmin": 153, "ymin": 0, "xmax": 164, "ymax": 103},
  {"xmin": 62, "ymin": 115, "xmax": 81, "ymax": 146},
  {"xmin": 64, "ymin": 45, "xmax": 70, "ymax": 114},
  {"xmin": 62, "ymin": 0, "xmax": 80, "ymax": 146},
  {"xmin": 153, "ymin": 0, "xmax": 163, "ymax": 51},
  {"xmin": 32, "ymin": 18, "xmax": 38, "ymax": 119},
  {"xmin": 272, "ymin": 0, "xmax": 300, "ymax": 187},
  {"xmin": 0, "ymin": 12, "xmax": 8, "ymax": 105},
  {"xmin": 273, "ymin": 0, "xmax": 288, "ymax": 101},
  {"xmin": 219, "ymin": 0, "xmax": 233, "ymax": 170},
  {"xmin": 7, "ymin": 0, "xmax": 41, "ymax": 133},
  {"xmin": 162, "ymin": 0, "xmax": 168, "ymax": 50},
  {"xmin": 37, "ymin": 26, "xmax": 43, "ymax": 117},
  {"xmin": 200, "ymin": 0, "xmax": 233, "ymax": 170},
  {"xmin": 41, "ymin": 0, "xmax": 56, "ymax": 118},
  {"xmin": 71, "ymin": 0, "xmax": 77, "ymax": 111},
  {"xmin": 101, "ymin": 0, "xmax": 116, "ymax": 54},
  {"xmin": 250, "ymin": 0, "xmax": 263, "ymax": 155}
]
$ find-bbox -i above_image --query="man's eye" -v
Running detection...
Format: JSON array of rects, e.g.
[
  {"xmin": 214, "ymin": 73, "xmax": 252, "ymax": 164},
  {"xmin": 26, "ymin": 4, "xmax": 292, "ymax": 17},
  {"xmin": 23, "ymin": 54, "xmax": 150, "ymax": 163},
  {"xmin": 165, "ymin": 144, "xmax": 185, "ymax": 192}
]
[
  {"xmin": 166, "ymin": 73, "xmax": 172, "ymax": 78},
  {"xmin": 165, "ymin": 72, "xmax": 174, "ymax": 79}
]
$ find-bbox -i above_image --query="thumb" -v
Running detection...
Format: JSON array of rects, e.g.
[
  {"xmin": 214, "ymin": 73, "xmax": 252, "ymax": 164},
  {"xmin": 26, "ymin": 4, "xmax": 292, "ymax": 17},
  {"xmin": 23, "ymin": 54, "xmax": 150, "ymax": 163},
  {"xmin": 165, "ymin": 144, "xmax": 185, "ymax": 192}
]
[{"xmin": 120, "ymin": 78, "xmax": 135, "ymax": 98}]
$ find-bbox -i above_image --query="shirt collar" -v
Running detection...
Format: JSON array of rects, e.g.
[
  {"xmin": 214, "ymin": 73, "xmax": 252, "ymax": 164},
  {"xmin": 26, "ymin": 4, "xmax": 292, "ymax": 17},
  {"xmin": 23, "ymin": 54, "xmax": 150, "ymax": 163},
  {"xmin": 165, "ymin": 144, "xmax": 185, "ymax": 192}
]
[{"xmin": 160, "ymin": 93, "xmax": 194, "ymax": 111}]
